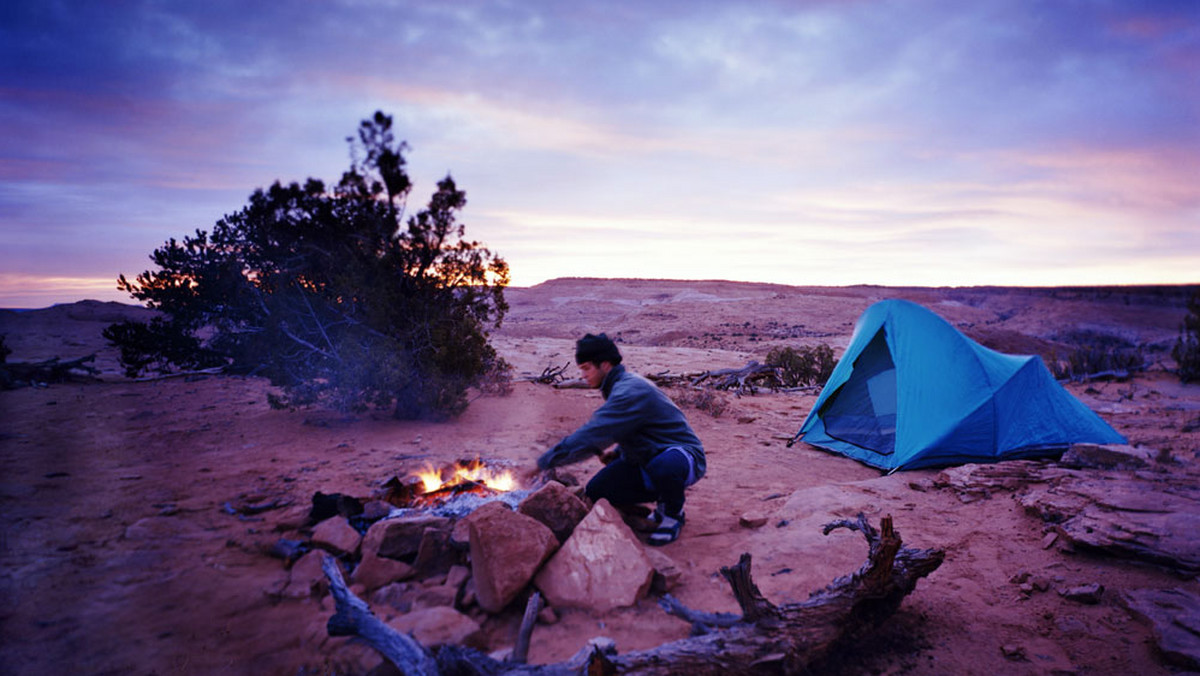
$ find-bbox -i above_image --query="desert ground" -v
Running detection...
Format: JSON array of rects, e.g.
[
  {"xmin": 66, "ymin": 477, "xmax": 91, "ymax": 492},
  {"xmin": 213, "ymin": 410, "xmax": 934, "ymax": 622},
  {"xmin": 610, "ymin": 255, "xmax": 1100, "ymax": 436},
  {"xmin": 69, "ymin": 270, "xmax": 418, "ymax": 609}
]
[{"xmin": 1, "ymin": 278, "xmax": 1198, "ymax": 675}]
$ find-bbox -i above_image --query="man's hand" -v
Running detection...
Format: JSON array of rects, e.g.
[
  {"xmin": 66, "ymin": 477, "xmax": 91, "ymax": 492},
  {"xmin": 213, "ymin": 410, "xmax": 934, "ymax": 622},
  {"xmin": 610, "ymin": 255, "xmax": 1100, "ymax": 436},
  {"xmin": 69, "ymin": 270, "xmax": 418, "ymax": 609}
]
[{"xmin": 598, "ymin": 449, "xmax": 619, "ymax": 465}]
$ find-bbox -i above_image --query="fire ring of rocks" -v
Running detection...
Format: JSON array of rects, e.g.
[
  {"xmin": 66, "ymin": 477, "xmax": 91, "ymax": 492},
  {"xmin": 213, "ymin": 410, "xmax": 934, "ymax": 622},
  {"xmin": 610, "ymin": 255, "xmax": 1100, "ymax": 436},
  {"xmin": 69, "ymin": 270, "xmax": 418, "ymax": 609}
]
[{"xmin": 268, "ymin": 458, "xmax": 676, "ymax": 655}]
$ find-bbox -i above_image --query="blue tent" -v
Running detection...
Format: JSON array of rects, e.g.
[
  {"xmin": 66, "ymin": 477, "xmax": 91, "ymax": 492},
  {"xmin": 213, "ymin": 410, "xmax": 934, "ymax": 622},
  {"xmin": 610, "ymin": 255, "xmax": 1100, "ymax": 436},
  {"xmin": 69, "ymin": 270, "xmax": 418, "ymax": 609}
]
[{"xmin": 791, "ymin": 299, "xmax": 1126, "ymax": 471}]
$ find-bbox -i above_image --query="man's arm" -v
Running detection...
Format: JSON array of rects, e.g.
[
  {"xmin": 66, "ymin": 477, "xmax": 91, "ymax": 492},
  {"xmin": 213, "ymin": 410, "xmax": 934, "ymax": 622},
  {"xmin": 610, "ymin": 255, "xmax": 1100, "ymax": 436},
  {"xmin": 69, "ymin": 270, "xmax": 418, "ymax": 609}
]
[{"xmin": 536, "ymin": 384, "xmax": 644, "ymax": 469}]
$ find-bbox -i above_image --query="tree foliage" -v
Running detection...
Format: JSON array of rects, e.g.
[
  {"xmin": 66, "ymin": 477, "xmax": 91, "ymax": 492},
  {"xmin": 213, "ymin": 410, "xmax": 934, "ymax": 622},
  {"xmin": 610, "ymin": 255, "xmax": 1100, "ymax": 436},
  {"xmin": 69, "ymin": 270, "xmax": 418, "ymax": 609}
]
[
  {"xmin": 1173, "ymin": 287, "xmax": 1200, "ymax": 384},
  {"xmin": 104, "ymin": 112, "xmax": 510, "ymax": 419}
]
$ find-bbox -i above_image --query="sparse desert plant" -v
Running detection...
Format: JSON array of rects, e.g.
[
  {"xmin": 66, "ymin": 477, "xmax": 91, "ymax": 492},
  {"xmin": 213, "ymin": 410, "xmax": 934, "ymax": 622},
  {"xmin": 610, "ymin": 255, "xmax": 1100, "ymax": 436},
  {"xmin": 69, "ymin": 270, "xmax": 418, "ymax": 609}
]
[
  {"xmin": 765, "ymin": 343, "xmax": 837, "ymax": 387},
  {"xmin": 1049, "ymin": 330, "xmax": 1145, "ymax": 381},
  {"xmin": 1173, "ymin": 288, "xmax": 1200, "ymax": 383},
  {"xmin": 105, "ymin": 112, "xmax": 509, "ymax": 420},
  {"xmin": 672, "ymin": 387, "xmax": 729, "ymax": 417}
]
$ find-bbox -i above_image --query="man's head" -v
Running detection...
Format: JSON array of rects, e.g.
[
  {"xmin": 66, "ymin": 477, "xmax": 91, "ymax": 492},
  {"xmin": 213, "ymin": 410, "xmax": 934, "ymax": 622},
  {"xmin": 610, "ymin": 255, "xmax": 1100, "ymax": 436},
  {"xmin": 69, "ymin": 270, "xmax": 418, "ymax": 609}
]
[{"xmin": 575, "ymin": 333, "xmax": 621, "ymax": 388}]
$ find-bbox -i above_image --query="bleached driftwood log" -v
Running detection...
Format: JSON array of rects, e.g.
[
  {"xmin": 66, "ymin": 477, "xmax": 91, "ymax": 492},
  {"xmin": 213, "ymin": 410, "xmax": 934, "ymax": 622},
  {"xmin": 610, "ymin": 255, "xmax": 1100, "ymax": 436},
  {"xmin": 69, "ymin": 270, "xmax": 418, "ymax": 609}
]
[{"xmin": 321, "ymin": 514, "xmax": 944, "ymax": 675}]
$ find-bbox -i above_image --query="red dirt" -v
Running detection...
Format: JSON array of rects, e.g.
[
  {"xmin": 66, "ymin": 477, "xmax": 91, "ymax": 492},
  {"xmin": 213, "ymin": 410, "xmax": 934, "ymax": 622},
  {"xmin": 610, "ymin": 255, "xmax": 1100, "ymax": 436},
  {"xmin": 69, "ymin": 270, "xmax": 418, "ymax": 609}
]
[{"xmin": 2, "ymin": 279, "xmax": 1198, "ymax": 674}]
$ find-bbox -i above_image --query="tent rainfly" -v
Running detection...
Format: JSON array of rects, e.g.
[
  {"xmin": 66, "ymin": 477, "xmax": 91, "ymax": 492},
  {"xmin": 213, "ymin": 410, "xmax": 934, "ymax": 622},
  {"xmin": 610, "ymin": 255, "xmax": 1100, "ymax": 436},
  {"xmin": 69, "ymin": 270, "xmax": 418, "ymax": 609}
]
[{"xmin": 790, "ymin": 299, "xmax": 1126, "ymax": 471}]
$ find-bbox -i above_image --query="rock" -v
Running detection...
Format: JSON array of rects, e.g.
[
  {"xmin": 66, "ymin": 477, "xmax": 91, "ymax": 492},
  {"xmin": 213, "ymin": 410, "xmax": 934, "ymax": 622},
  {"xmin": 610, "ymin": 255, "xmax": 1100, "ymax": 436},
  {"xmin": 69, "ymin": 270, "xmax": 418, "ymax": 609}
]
[
  {"xmin": 413, "ymin": 527, "xmax": 458, "ymax": 577},
  {"xmin": 281, "ymin": 551, "xmax": 329, "ymax": 599},
  {"xmin": 644, "ymin": 547, "xmax": 682, "ymax": 594},
  {"xmin": 452, "ymin": 501, "xmax": 508, "ymax": 549},
  {"xmin": 1000, "ymin": 644, "xmax": 1026, "ymax": 661},
  {"xmin": 534, "ymin": 499, "xmax": 655, "ymax": 612},
  {"xmin": 517, "ymin": 480, "xmax": 589, "ymax": 542},
  {"xmin": 371, "ymin": 515, "xmax": 451, "ymax": 561},
  {"xmin": 908, "ymin": 478, "xmax": 933, "ymax": 492},
  {"xmin": 739, "ymin": 511, "xmax": 769, "ymax": 529},
  {"xmin": 1040, "ymin": 531, "xmax": 1059, "ymax": 549},
  {"xmin": 445, "ymin": 564, "xmax": 471, "ymax": 591},
  {"xmin": 1060, "ymin": 443, "xmax": 1156, "ymax": 470},
  {"xmin": 352, "ymin": 550, "xmax": 415, "ymax": 592},
  {"xmin": 386, "ymin": 606, "xmax": 483, "ymax": 648},
  {"xmin": 537, "ymin": 606, "xmax": 559, "ymax": 625},
  {"xmin": 412, "ymin": 583, "xmax": 459, "ymax": 610},
  {"xmin": 274, "ymin": 503, "xmax": 314, "ymax": 532},
  {"xmin": 269, "ymin": 538, "xmax": 309, "ymax": 563},
  {"xmin": 360, "ymin": 499, "xmax": 394, "ymax": 522},
  {"xmin": 371, "ymin": 582, "xmax": 414, "ymax": 613},
  {"xmin": 945, "ymin": 460, "xmax": 1200, "ymax": 575},
  {"xmin": 468, "ymin": 502, "xmax": 558, "ymax": 614},
  {"xmin": 311, "ymin": 517, "xmax": 362, "ymax": 557},
  {"xmin": 1123, "ymin": 588, "xmax": 1200, "ymax": 670},
  {"xmin": 1060, "ymin": 583, "xmax": 1104, "ymax": 604}
]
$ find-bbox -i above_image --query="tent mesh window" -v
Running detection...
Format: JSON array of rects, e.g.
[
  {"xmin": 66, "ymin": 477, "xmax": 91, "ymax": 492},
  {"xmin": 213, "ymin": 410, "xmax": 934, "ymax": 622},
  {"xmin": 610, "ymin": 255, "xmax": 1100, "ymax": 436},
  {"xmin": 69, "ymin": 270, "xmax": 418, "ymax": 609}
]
[{"xmin": 818, "ymin": 329, "xmax": 898, "ymax": 455}]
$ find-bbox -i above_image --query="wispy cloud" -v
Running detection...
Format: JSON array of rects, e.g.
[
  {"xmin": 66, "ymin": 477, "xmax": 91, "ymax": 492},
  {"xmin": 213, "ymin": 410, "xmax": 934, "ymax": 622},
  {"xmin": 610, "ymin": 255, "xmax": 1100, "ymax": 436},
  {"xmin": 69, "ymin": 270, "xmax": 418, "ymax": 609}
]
[{"xmin": 1, "ymin": 0, "xmax": 1197, "ymax": 308}]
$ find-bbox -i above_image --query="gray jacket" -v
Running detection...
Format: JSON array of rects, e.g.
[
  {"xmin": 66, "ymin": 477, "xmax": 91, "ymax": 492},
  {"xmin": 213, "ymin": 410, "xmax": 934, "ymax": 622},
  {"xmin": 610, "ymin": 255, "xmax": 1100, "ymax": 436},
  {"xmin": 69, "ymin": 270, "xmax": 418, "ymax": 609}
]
[{"xmin": 537, "ymin": 365, "xmax": 706, "ymax": 476}]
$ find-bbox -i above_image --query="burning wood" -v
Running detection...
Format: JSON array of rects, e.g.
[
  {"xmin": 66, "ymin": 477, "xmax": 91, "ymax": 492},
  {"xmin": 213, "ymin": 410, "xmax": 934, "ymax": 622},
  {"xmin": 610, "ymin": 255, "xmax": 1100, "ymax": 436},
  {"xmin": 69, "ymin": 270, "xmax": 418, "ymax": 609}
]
[{"xmin": 380, "ymin": 458, "xmax": 522, "ymax": 512}]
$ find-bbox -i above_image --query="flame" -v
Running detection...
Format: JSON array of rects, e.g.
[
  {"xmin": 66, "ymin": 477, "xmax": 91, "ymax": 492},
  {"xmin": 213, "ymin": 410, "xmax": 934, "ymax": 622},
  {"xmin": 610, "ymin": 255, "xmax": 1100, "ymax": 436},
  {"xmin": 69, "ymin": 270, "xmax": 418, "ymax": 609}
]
[{"xmin": 416, "ymin": 459, "xmax": 515, "ymax": 495}]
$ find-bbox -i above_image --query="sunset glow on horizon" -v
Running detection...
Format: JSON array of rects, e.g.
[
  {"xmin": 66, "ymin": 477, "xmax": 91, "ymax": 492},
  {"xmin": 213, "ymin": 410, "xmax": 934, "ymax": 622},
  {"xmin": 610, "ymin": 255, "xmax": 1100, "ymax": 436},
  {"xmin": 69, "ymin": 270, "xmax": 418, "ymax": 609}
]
[{"xmin": 2, "ymin": 1, "xmax": 1198, "ymax": 308}]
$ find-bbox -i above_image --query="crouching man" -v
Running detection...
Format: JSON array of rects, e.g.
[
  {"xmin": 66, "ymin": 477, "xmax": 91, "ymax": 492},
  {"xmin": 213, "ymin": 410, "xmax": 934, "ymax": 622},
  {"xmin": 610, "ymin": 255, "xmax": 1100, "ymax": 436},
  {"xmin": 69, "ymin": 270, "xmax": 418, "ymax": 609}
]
[{"xmin": 536, "ymin": 333, "xmax": 705, "ymax": 545}]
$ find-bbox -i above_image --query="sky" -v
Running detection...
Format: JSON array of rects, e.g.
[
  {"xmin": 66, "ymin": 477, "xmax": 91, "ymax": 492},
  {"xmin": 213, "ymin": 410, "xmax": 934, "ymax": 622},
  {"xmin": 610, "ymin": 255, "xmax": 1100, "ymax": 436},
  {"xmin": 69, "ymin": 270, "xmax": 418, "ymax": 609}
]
[{"xmin": 1, "ymin": 1, "xmax": 1198, "ymax": 308}]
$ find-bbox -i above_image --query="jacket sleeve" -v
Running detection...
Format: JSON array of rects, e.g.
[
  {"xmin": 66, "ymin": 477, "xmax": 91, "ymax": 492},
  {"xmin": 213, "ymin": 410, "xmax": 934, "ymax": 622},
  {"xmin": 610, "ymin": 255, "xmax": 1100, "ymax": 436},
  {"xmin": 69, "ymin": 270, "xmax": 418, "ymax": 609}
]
[{"xmin": 536, "ymin": 384, "xmax": 646, "ymax": 470}]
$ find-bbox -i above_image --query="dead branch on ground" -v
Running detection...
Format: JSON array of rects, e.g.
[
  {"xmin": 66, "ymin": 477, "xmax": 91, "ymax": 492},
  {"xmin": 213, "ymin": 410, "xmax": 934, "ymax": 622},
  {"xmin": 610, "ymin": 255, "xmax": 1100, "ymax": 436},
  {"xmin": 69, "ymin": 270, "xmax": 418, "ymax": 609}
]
[
  {"xmin": 689, "ymin": 361, "xmax": 782, "ymax": 395},
  {"xmin": 525, "ymin": 363, "xmax": 570, "ymax": 385},
  {"xmin": 1, "ymin": 354, "xmax": 100, "ymax": 389},
  {"xmin": 320, "ymin": 513, "xmax": 944, "ymax": 674}
]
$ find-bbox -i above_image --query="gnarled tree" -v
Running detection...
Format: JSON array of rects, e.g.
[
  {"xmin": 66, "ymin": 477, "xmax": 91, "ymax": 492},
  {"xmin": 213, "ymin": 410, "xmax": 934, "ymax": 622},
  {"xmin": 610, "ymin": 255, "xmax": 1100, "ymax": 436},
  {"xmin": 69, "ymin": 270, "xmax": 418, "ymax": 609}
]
[{"xmin": 105, "ymin": 112, "xmax": 509, "ymax": 419}]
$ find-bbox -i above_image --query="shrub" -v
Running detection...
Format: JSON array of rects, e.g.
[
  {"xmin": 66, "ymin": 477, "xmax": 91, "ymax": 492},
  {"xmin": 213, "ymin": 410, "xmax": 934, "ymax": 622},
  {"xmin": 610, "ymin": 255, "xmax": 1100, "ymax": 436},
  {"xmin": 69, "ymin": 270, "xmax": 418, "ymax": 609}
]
[
  {"xmin": 1174, "ymin": 288, "xmax": 1200, "ymax": 383},
  {"xmin": 765, "ymin": 343, "xmax": 837, "ymax": 387},
  {"xmin": 672, "ymin": 387, "xmax": 729, "ymax": 418},
  {"xmin": 106, "ymin": 112, "xmax": 509, "ymax": 420},
  {"xmin": 1048, "ymin": 330, "xmax": 1144, "ymax": 381}
]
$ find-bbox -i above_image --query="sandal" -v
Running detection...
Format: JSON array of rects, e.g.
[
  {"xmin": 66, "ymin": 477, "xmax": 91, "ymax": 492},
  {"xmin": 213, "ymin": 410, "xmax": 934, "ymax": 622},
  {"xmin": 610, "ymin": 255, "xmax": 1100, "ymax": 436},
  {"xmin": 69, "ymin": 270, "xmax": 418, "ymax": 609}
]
[{"xmin": 647, "ymin": 512, "xmax": 684, "ymax": 546}]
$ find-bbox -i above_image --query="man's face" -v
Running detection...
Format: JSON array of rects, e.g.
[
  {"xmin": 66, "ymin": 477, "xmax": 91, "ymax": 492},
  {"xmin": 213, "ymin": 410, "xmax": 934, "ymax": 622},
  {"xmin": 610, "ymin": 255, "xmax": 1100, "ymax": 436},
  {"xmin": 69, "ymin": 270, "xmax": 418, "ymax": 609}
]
[{"xmin": 579, "ymin": 361, "xmax": 611, "ymax": 389}]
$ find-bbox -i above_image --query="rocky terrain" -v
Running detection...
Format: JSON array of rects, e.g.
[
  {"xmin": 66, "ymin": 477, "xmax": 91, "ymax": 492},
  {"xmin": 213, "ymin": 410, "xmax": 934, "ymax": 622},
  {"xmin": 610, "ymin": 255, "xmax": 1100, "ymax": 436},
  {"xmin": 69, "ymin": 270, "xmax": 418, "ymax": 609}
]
[{"xmin": 1, "ymin": 278, "xmax": 1198, "ymax": 675}]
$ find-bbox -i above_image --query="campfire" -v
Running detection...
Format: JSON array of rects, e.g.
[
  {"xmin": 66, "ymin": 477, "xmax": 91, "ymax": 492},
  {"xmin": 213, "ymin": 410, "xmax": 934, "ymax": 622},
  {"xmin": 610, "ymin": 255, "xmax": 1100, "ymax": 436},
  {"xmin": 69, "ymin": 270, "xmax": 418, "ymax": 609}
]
[{"xmin": 381, "ymin": 458, "xmax": 527, "ymax": 516}]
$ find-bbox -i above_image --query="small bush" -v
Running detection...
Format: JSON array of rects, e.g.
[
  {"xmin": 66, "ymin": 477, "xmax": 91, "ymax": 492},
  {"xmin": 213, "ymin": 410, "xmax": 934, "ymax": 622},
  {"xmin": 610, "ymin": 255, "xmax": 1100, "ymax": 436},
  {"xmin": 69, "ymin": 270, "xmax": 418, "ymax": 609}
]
[
  {"xmin": 672, "ymin": 387, "xmax": 728, "ymax": 418},
  {"xmin": 1174, "ymin": 288, "xmax": 1200, "ymax": 383},
  {"xmin": 1048, "ymin": 330, "xmax": 1145, "ymax": 381},
  {"xmin": 765, "ymin": 343, "xmax": 836, "ymax": 387}
]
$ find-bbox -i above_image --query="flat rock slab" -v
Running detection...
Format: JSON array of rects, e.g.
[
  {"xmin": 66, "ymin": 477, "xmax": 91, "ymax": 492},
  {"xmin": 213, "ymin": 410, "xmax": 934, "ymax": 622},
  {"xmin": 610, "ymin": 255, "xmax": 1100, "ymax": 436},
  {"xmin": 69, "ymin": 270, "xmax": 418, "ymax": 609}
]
[
  {"xmin": 936, "ymin": 454, "xmax": 1200, "ymax": 575},
  {"xmin": 1123, "ymin": 588, "xmax": 1200, "ymax": 670}
]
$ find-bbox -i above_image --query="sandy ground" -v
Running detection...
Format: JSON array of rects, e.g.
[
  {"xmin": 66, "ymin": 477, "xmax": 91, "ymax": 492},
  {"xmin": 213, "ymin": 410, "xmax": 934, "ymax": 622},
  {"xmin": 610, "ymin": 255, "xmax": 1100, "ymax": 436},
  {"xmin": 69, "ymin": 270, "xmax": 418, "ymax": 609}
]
[{"xmin": 1, "ymin": 279, "xmax": 1198, "ymax": 675}]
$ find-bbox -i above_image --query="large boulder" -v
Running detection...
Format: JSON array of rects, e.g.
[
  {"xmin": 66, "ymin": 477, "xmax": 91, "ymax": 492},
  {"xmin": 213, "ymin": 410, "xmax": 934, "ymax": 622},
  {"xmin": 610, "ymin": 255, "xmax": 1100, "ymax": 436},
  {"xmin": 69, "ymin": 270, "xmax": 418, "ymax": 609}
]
[
  {"xmin": 518, "ymin": 480, "xmax": 590, "ymax": 543},
  {"xmin": 468, "ymin": 502, "xmax": 558, "ymax": 614},
  {"xmin": 534, "ymin": 499, "xmax": 654, "ymax": 612}
]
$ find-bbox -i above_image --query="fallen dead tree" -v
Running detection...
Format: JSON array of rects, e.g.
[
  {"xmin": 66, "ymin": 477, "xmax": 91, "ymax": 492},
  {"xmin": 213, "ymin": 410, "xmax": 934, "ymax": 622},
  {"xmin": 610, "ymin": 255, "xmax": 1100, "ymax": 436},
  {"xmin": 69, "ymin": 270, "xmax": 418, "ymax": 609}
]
[
  {"xmin": 645, "ymin": 361, "xmax": 783, "ymax": 395},
  {"xmin": 1, "ymin": 354, "xmax": 99, "ymax": 389},
  {"xmin": 321, "ymin": 513, "xmax": 945, "ymax": 674}
]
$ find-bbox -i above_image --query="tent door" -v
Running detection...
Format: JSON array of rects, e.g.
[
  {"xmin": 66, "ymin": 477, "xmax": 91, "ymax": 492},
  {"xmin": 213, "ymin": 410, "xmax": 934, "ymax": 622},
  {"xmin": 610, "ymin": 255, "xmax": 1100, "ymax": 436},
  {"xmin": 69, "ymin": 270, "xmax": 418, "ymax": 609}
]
[{"xmin": 818, "ymin": 328, "xmax": 898, "ymax": 455}]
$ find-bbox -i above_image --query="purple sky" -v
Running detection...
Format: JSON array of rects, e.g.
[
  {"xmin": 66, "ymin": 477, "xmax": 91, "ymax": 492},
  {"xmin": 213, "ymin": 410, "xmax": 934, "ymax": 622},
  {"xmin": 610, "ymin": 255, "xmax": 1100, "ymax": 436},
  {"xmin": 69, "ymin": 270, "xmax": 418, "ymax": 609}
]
[{"xmin": 2, "ymin": 1, "xmax": 1198, "ymax": 308}]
